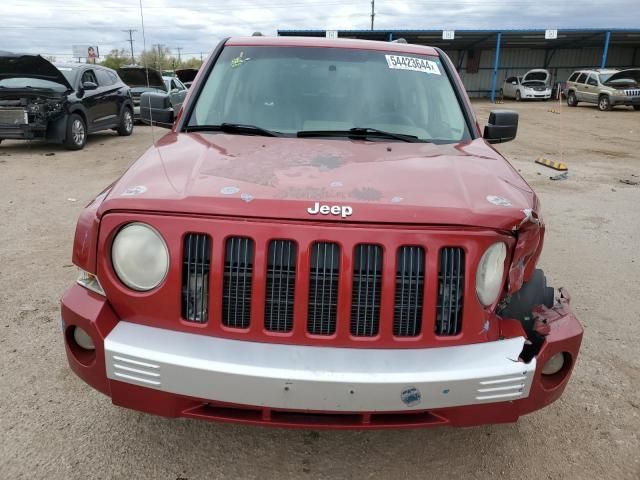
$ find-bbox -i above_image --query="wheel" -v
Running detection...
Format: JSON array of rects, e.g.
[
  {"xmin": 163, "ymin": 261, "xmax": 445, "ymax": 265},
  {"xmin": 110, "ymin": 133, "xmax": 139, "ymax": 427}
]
[
  {"xmin": 64, "ymin": 113, "xmax": 87, "ymax": 150},
  {"xmin": 499, "ymin": 88, "xmax": 504, "ymax": 100},
  {"xmin": 117, "ymin": 107, "xmax": 134, "ymax": 136},
  {"xmin": 515, "ymin": 90, "xmax": 521, "ymax": 102},
  {"xmin": 633, "ymin": 105, "xmax": 640, "ymax": 111},
  {"xmin": 598, "ymin": 95, "xmax": 612, "ymax": 111},
  {"xmin": 567, "ymin": 91, "xmax": 578, "ymax": 107}
]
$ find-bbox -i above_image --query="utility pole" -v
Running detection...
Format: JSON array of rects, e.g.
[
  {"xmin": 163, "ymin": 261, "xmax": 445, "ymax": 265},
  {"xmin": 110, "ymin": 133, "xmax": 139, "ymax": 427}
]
[
  {"xmin": 175, "ymin": 46, "xmax": 183, "ymax": 65},
  {"xmin": 370, "ymin": 0, "xmax": 375, "ymax": 30},
  {"xmin": 123, "ymin": 29, "xmax": 137, "ymax": 64},
  {"xmin": 152, "ymin": 43, "xmax": 165, "ymax": 71}
]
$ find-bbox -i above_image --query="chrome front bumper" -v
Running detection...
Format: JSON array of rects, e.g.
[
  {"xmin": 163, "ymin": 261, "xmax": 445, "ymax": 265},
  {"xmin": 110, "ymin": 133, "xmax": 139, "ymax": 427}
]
[{"xmin": 105, "ymin": 322, "xmax": 536, "ymax": 412}]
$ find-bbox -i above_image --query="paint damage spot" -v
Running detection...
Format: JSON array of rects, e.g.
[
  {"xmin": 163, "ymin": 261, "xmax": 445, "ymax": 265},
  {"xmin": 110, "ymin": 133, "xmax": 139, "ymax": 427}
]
[
  {"xmin": 486, "ymin": 195, "xmax": 512, "ymax": 207},
  {"xmin": 121, "ymin": 185, "xmax": 148, "ymax": 196},
  {"xmin": 311, "ymin": 154, "xmax": 343, "ymax": 170},
  {"xmin": 350, "ymin": 187, "xmax": 383, "ymax": 201},
  {"xmin": 329, "ymin": 181, "xmax": 344, "ymax": 188},
  {"xmin": 220, "ymin": 186, "xmax": 240, "ymax": 195},
  {"xmin": 391, "ymin": 196, "xmax": 403, "ymax": 203},
  {"xmin": 240, "ymin": 193, "xmax": 254, "ymax": 203}
]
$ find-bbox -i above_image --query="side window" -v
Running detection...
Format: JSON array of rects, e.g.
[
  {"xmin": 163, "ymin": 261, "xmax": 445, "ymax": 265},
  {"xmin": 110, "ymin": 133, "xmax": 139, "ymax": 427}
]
[
  {"xmin": 108, "ymin": 71, "xmax": 119, "ymax": 85},
  {"xmin": 171, "ymin": 79, "xmax": 183, "ymax": 91},
  {"xmin": 95, "ymin": 69, "xmax": 113, "ymax": 86},
  {"xmin": 576, "ymin": 73, "xmax": 588, "ymax": 84},
  {"xmin": 505, "ymin": 76, "xmax": 515, "ymax": 83},
  {"xmin": 568, "ymin": 72, "xmax": 579, "ymax": 82},
  {"xmin": 587, "ymin": 74, "xmax": 598, "ymax": 86},
  {"xmin": 81, "ymin": 69, "xmax": 98, "ymax": 85}
]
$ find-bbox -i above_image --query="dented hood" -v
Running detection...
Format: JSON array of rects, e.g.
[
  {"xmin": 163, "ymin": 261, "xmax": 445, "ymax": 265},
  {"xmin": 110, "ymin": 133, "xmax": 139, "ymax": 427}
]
[
  {"xmin": 0, "ymin": 53, "xmax": 73, "ymax": 90},
  {"xmin": 101, "ymin": 133, "xmax": 538, "ymax": 230}
]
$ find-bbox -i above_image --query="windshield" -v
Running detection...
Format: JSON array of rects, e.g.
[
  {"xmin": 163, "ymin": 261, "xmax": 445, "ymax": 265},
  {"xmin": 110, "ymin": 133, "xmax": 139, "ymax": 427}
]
[
  {"xmin": 56, "ymin": 67, "xmax": 78, "ymax": 87},
  {"xmin": 188, "ymin": 46, "xmax": 470, "ymax": 143},
  {"xmin": 0, "ymin": 77, "xmax": 68, "ymax": 91}
]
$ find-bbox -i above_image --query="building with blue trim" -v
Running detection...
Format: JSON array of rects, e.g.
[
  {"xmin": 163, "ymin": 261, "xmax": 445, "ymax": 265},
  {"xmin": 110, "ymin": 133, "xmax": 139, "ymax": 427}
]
[{"xmin": 277, "ymin": 29, "xmax": 640, "ymax": 100}]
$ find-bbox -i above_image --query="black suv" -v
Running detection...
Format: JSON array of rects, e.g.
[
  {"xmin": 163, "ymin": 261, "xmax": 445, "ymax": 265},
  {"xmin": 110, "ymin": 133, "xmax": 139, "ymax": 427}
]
[{"xmin": 0, "ymin": 53, "xmax": 134, "ymax": 150}]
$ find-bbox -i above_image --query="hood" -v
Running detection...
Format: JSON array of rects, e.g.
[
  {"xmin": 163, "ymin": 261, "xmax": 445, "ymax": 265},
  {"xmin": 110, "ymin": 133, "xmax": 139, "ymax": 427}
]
[
  {"xmin": 603, "ymin": 68, "xmax": 640, "ymax": 87},
  {"xmin": 117, "ymin": 66, "xmax": 165, "ymax": 90},
  {"xmin": 522, "ymin": 69, "xmax": 550, "ymax": 85},
  {"xmin": 100, "ymin": 133, "xmax": 537, "ymax": 230},
  {"xmin": 0, "ymin": 53, "xmax": 73, "ymax": 90},
  {"xmin": 176, "ymin": 68, "xmax": 198, "ymax": 84}
]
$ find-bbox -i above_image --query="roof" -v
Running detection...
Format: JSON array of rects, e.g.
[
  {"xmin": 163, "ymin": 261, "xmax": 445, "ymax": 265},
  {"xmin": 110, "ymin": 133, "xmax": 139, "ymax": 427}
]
[
  {"xmin": 227, "ymin": 36, "xmax": 439, "ymax": 56},
  {"xmin": 277, "ymin": 29, "xmax": 640, "ymax": 50}
]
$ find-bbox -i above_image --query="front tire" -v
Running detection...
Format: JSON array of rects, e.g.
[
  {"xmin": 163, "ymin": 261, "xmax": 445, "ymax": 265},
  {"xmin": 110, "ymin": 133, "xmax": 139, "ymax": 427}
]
[
  {"xmin": 64, "ymin": 114, "xmax": 87, "ymax": 150},
  {"xmin": 117, "ymin": 107, "xmax": 134, "ymax": 136},
  {"xmin": 499, "ymin": 88, "xmax": 504, "ymax": 100},
  {"xmin": 567, "ymin": 91, "xmax": 578, "ymax": 107},
  {"xmin": 515, "ymin": 90, "xmax": 521, "ymax": 102},
  {"xmin": 598, "ymin": 95, "xmax": 612, "ymax": 111}
]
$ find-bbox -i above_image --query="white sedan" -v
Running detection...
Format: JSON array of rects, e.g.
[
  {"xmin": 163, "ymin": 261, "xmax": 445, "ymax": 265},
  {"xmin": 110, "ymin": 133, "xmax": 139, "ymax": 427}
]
[{"xmin": 501, "ymin": 69, "xmax": 552, "ymax": 101}]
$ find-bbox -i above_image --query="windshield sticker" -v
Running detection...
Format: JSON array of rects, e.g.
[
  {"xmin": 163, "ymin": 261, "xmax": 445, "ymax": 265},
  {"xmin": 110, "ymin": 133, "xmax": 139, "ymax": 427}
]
[
  {"xmin": 230, "ymin": 52, "xmax": 251, "ymax": 69},
  {"xmin": 385, "ymin": 55, "xmax": 441, "ymax": 75}
]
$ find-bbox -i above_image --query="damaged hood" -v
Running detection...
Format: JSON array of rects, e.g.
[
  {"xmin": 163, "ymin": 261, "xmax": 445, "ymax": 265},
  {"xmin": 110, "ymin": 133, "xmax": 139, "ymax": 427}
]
[
  {"xmin": 0, "ymin": 53, "xmax": 73, "ymax": 90},
  {"xmin": 117, "ymin": 66, "xmax": 165, "ymax": 90},
  {"xmin": 100, "ymin": 133, "xmax": 538, "ymax": 230}
]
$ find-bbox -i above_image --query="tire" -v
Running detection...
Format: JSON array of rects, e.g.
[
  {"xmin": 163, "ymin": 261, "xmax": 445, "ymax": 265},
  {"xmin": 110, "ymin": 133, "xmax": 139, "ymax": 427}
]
[
  {"xmin": 515, "ymin": 90, "xmax": 521, "ymax": 102},
  {"xmin": 598, "ymin": 95, "xmax": 612, "ymax": 111},
  {"xmin": 117, "ymin": 107, "xmax": 134, "ymax": 136},
  {"xmin": 64, "ymin": 113, "xmax": 87, "ymax": 150},
  {"xmin": 499, "ymin": 88, "xmax": 504, "ymax": 100},
  {"xmin": 567, "ymin": 91, "xmax": 578, "ymax": 107}
]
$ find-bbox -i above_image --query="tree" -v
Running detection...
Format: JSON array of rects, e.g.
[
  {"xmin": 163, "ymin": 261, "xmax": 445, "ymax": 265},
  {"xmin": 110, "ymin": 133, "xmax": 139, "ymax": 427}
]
[{"xmin": 101, "ymin": 49, "xmax": 133, "ymax": 70}]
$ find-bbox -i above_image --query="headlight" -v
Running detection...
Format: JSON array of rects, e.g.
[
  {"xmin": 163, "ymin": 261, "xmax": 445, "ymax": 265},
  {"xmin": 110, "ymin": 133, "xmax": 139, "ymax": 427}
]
[
  {"xmin": 111, "ymin": 222, "xmax": 169, "ymax": 291},
  {"xmin": 475, "ymin": 242, "xmax": 507, "ymax": 306},
  {"xmin": 615, "ymin": 90, "xmax": 627, "ymax": 97},
  {"xmin": 542, "ymin": 352, "xmax": 565, "ymax": 375}
]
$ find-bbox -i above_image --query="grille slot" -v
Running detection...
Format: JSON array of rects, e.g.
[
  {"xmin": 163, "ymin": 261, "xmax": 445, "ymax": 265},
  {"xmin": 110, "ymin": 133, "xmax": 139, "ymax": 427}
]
[
  {"xmin": 307, "ymin": 242, "xmax": 340, "ymax": 335},
  {"xmin": 265, "ymin": 240, "xmax": 297, "ymax": 332},
  {"xmin": 182, "ymin": 233, "xmax": 212, "ymax": 323},
  {"xmin": 393, "ymin": 246, "xmax": 425, "ymax": 337},
  {"xmin": 351, "ymin": 244, "xmax": 382, "ymax": 337},
  {"xmin": 436, "ymin": 247, "xmax": 465, "ymax": 336},
  {"xmin": 223, "ymin": 237, "xmax": 254, "ymax": 329}
]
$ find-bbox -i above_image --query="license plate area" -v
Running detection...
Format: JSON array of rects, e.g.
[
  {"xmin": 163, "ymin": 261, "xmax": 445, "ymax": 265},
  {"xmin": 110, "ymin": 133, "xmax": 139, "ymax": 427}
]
[{"xmin": 0, "ymin": 108, "xmax": 28, "ymax": 125}]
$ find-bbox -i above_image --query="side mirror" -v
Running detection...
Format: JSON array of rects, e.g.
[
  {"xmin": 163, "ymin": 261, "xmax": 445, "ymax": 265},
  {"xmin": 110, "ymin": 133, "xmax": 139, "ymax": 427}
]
[
  {"xmin": 511, "ymin": 81, "xmax": 517, "ymax": 85},
  {"xmin": 171, "ymin": 88, "xmax": 180, "ymax": 93},
  {"xmin": 82, "ymin": 81, "xmax": 98, "ymax": 90},
  {"xmin": 483, "ymin": 110, "xmax": 518, "ymax": 144},
  {"xmin": 139, "ymin": 91, "xmax": 175, "ymax": 128}
]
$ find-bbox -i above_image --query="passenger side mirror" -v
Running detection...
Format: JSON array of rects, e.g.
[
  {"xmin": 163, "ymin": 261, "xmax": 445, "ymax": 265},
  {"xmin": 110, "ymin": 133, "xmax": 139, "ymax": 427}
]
[
  {"xmin": 140, "ymin": 91, "xmax": 175, "ymax": 128},
  {"xmin": 82, "ymin": 81, "xmax": 98, "ymax": 90},
  {"xmin": 511, "ymin": 81, "xmax": 517, "ymax": 85},
  {"xmin": 483, "ymin": 110, "xmax": 518, "ymax": 144}
]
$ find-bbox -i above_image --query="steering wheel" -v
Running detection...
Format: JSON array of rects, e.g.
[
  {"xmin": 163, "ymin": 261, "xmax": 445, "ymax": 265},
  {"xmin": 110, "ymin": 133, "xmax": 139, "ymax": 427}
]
[{"xmin": 368, "ymin": 112, "xmax": 416, "ymax": 126}]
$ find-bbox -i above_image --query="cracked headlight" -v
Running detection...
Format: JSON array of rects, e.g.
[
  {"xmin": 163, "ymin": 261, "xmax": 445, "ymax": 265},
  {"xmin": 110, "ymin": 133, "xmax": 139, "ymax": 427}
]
[
  {"xmin": 476, "ymin": 242, "xmax": 507, "ymax": 307},
  {"xmin": 111, "ymin": 222, "xmax": 169, "ymax": 291}
]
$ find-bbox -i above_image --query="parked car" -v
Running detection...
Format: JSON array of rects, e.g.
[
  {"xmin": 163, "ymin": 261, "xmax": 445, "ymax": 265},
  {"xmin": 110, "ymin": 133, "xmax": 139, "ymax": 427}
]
[
  {"xmin": 500, "ymin": 69, "xmax": 552, "ymax": 101},
  {"xmin": 62, "ymin": 36, "xmax": 583, "ymax": 429},
  {"xmin": 565, "ymin": 68, "xmax": 640, "ymax": 111},
  {"xmin": 176, "ymin": 68, "xmax": 199, "ymax": 88},
  {"xmin": 0, "ymin": 53, "xmax": 133, "ymax": 149},
  {"xmin": 117, "ymin": 65, "xmax": 188, "ymax": 121}
]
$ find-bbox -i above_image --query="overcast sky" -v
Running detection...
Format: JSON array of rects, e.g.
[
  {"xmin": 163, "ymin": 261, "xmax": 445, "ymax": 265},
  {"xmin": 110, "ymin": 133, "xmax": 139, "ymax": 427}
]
[{"xmin": 2, "ymin": 0, "xmax": 638, "ymax": 61}]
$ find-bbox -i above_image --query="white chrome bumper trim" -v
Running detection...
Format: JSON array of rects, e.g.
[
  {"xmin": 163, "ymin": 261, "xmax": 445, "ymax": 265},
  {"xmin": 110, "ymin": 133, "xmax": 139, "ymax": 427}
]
[{"xmin": 104, "ymin": 322, "xmax": 535, "ymax": 412}]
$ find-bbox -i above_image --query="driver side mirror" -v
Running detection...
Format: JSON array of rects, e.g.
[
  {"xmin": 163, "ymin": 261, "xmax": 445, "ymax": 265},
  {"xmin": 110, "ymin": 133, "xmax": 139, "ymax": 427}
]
[
  {"xmin": 483, "ymin": 110, "xmax": 518, "ymax": 144},
  {"xmin": 82, "ymin": 81, "xmax": 98, "ymax": 91}
]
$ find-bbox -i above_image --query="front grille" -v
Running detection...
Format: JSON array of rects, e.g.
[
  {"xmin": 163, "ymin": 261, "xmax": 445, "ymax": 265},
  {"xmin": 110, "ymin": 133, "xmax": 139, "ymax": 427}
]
[
  {"xmin": 264, "ymin": 240, "xmax": 297, "ymax": 332},
  {"xmin": 393, "ymin": 246, "xmax": 425, "ymax": 337},
  {"xmin": 351, "ymin": 244, "xmax": 382, "ymax": 337},
  {"xmin": 436, "ymin": 247, "xmax": 465, "ymax": 336},
  {"xmin": 625, "ymin": 89, "xmax": 640, "ymax": 96},
  {"xmin": 222, "ymin": 237, "xmax": 254, "ymax": 329},
  {"xmin": 307, "ymin": 242, "xmax": 340, "ymax": 335},
  {"xmin": 181, "ymin": 233, "xmax": 212, "ymax": 323}
]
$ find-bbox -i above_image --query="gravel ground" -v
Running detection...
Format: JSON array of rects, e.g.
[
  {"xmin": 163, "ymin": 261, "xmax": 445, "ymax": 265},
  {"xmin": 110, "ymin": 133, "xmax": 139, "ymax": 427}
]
[{"xmin": 0, "ymin": 100, "xmax": 639, "ymax": 479}]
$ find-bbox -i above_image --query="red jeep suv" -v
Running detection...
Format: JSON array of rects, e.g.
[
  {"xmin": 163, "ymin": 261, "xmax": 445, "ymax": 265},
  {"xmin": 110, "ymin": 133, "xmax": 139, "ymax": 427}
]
[{"xmin": 61, "ymin": 36, "xmax": 583, "ymax": 429}]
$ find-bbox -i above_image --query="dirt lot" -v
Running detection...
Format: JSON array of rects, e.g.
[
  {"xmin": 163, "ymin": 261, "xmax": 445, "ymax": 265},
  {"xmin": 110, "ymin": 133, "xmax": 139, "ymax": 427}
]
[{"xmin": 1, "ymin": 100, "xmax": 639, "ymax": 479}]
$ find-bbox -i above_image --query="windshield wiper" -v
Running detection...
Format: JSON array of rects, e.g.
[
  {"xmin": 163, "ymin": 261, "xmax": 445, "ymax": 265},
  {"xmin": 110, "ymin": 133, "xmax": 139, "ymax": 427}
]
[
  {"xmin": 297, "ymin": 127, "xmax": 422, "ymax": 143},
  {"xmin": 185, "ymin": 123, "xmax": 281, "ymax": 137}
]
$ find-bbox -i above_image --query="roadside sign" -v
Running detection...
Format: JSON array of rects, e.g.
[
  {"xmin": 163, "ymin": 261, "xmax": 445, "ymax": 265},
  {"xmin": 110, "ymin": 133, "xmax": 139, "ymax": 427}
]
[
  {"xmin": 442, "ymin": 30, "xmax": 455, "ymax": 40},
  {"xmin": 326, "ymin": 30, "xmax": 338, "ymax": 39},
  {"xmin": 545, "ymin": 29, "xmax": 558, "ymax": 40}
]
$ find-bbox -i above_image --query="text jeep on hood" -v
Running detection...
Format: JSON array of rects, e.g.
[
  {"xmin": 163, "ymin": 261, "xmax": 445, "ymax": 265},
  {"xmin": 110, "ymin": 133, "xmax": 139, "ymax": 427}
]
[{"xmin": 63, "ymin": 36, "xmax": 583, "ymax": 430}]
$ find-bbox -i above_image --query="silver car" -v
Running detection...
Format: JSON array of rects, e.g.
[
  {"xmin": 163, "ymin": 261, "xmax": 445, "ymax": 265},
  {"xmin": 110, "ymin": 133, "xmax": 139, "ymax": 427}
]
[
  {"xmin": 501, "ymin": 69, "xmax": 552, "ymax": 101},
  {"xmin": 565, "ymin": 69, "xmax": 640, "ymax": 111}
]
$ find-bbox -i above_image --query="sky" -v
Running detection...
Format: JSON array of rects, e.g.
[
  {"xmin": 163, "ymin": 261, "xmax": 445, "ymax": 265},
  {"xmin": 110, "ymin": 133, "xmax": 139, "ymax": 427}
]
[{"xmin": 2, "ymin": 0, "xmax": 638, "ymax": 61}]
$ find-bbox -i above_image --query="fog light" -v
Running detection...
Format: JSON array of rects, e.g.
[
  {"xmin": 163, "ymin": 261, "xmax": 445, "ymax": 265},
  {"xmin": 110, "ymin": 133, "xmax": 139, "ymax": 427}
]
[
  {"xmin": 73, "ymin": 327, "xmax": 95, "ymax": 350},
  {"xmin": 542, "ymin": 352, "xmax": 565, "ymax": 375}
]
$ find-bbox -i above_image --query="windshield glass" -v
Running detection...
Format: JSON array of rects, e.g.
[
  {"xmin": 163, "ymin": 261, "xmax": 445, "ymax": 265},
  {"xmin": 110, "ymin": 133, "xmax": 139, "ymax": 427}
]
[
  {"xmin": 0, "ymin": 77, "xmax": 68, "ymax": 91},
  {"xmin": 188, "ymin": 46, "xmax": 470, "ymax": 143},
  {"xmin": 56, "ymin": 67, "xmax": 78, "ymax": 87}
]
